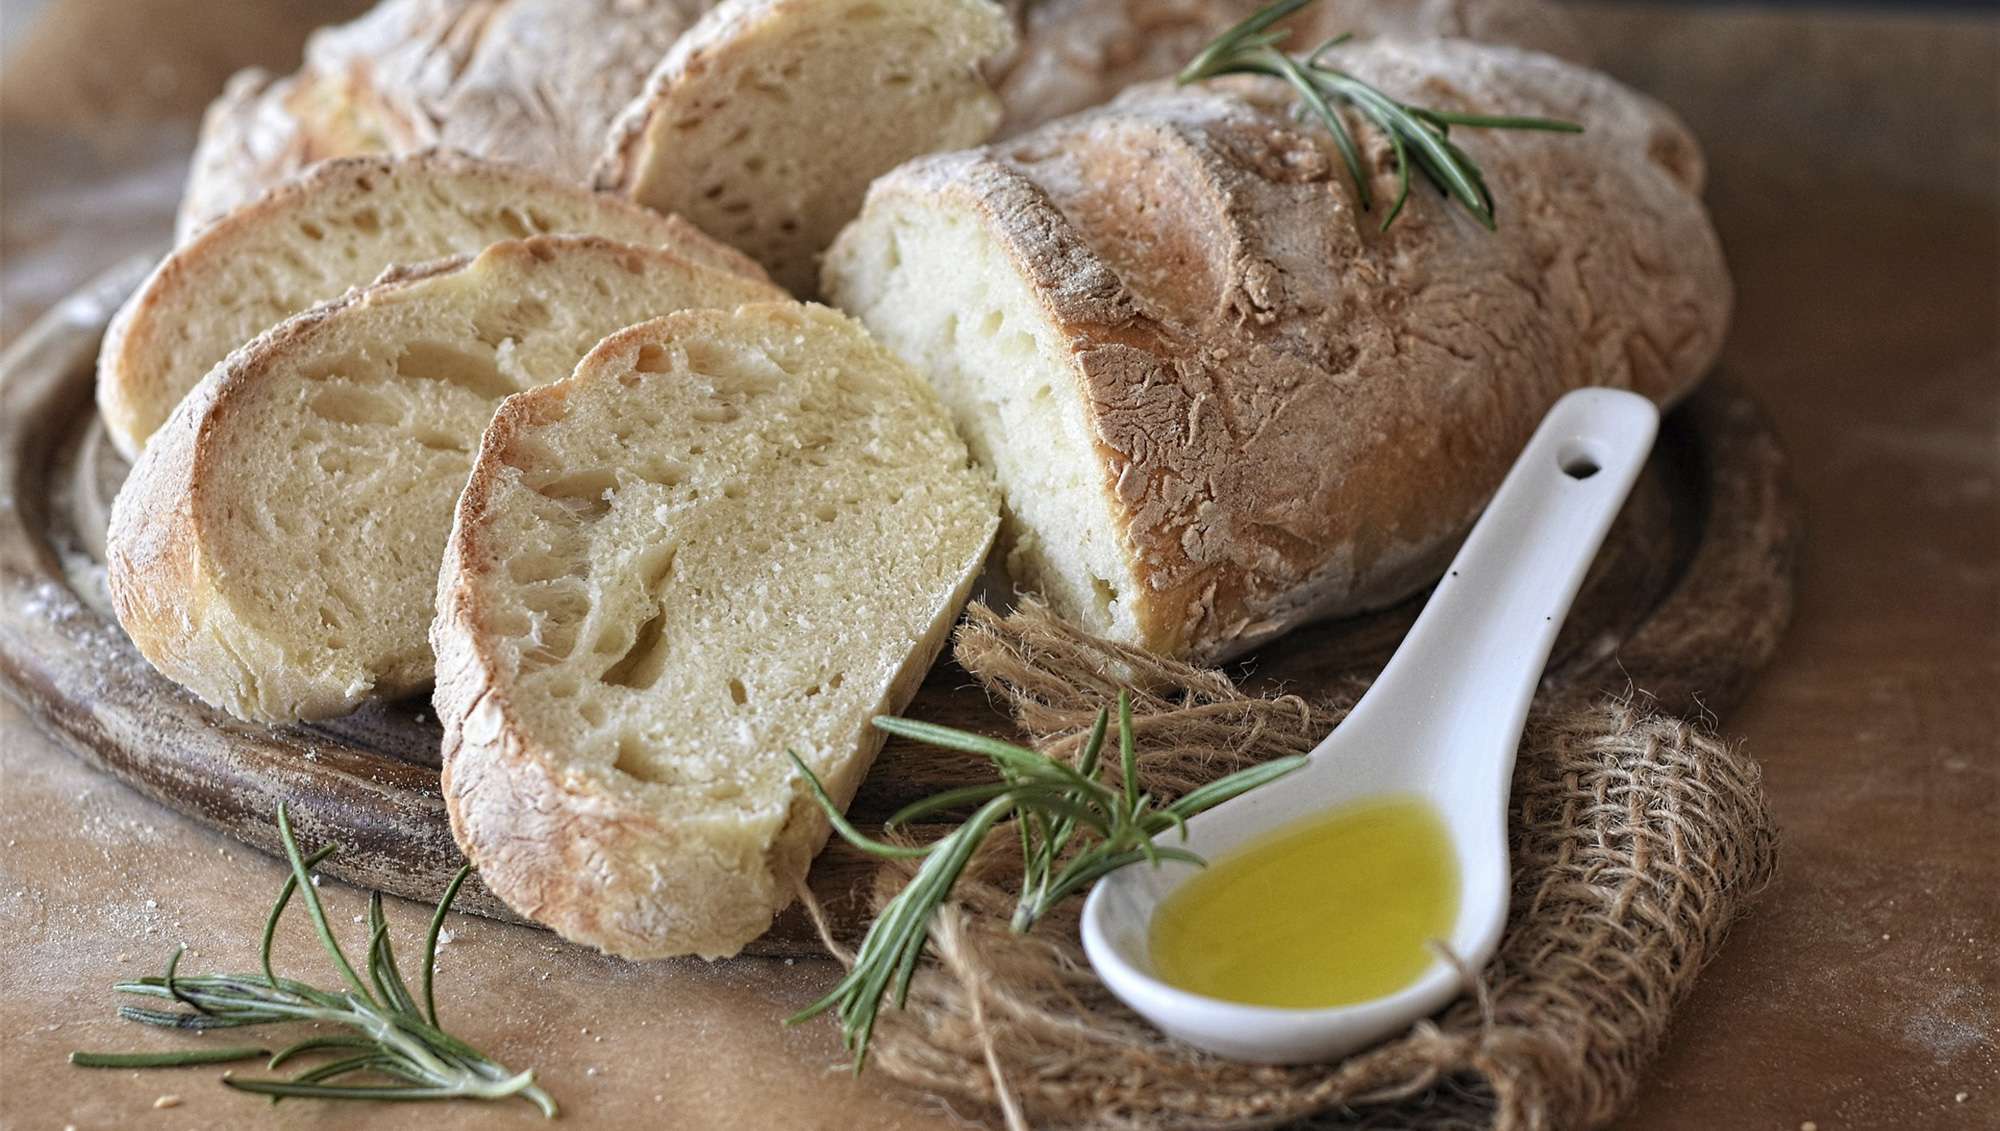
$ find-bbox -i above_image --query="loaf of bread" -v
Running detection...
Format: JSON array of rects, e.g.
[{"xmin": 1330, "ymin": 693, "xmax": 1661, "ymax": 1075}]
[
  {"xmin": 102, "ymin": 151, "xmax": 764, "ymax": 460},
  {"xmin": 990, "ymin": 0, "xmax": 1590, "ymax": 135},
  {"xmin": 177, "ymin": 0, "xmax": 717, "ymax": 239},
  {"xmin": 825, "ymin": 40, "xmax": 1731, "ymax": 662},
  {"xmin": 107, "ymin": 237, "xmax": 782, "ymax": 724},
  {"xmin": 178, "ymin": 0, "xmax": 1578, "ymax": 266},
  {"xmin": 433, "ymin": 302, "xmax": 998, "ymax": 958},
  {"xmin": 595, "ymin": 0, "xmax": 1015, "ymax": 293}
]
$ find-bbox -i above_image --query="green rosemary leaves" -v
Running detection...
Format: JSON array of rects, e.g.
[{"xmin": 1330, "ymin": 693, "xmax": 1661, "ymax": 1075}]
[
  {"xmin": 70, "ymin": 804, "xmax": 555, "ymax": 1117},
  {"xmin": 1178, "ymin": 0, "xmax": 1582, "ymax": 230},
  {"xmin": 787, "ymin": 691, "xmax": 1308, "ymax": 1069}
]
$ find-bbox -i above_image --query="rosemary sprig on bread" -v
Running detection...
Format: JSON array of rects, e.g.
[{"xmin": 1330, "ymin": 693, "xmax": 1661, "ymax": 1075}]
[
  {"xmin": 70, "ymin": 805, "xmax": 556, "ymax": 1117},
  {"xmin": 1179, "ymin": 0, "xmax": 1582, "ymax": 229},
  {"xmin": 787, "ymin": 692, "xmax": 1308, "ymax": 1068}
]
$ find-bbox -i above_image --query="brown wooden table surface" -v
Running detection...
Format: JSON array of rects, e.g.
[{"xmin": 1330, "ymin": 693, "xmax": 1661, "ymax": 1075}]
[{"xmin": 2, "ymin": 3, "xmax": 1993, "ymax": 1128}]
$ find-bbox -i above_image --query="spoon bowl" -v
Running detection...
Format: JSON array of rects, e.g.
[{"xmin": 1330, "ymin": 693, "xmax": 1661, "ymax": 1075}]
[{"xmin": 1082, "ymin": 387, "xmax": 1661, "ymax": 1063}]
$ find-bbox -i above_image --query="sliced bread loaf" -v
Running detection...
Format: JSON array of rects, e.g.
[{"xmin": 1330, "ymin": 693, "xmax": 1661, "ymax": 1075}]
[
  {"xmin": 107, "ymin": 236, "xmax": 783, "ymax": 724},
  {"xmin": 594, "ymin": 0, "xmax": 1015, "ymax": 293},
  {"xmin": 102, "ymin": 151, "xmax": 765, "ymax": 460},
  {"xmin": 825, "ymin": 41, "xmax": 1729, "ymax": 661},
  {"xmin": 433, "ymin": 302, "xmax": 998, "ymax": 958}
]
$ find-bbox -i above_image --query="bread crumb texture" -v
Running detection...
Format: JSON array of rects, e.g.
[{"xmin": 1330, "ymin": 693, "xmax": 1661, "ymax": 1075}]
[
  {"xmin": 106, "ymin": 236, "xmax": 781, "ymax": 724},
  {"xmin": 597, "ymin": 0, "xmax": 1014, "ymax": 293},
  {"xmin": 433, "ymin": 301, "xmax": 997, "ymax": 958},
  {"xmin": 100, "ymin": 150, "xmax": 762, "ymax": 460}
]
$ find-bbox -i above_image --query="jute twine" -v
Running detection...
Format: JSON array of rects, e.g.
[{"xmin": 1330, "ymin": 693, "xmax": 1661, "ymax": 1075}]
[{"xmin": 805, "ymin": 602, "xmax": 1779, "ymax": 1130}]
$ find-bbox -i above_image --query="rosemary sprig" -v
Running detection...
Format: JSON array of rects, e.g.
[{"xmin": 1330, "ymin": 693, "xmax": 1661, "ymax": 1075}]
[
  {"xmin": 787, "ymin": 691, "xmax": 1308, "ymax": 1068},
  {"xmin": 1177, "ymin": 0, "xmax": 1582, "ymax": 229},
  {"xmin": 70, "ymin": 803, "xmax": 556, "ymax": 1117}
]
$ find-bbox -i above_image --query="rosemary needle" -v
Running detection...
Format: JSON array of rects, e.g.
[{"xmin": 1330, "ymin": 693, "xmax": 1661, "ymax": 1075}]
[
  {"xmin": 72, "ymin": 804, "xmax": 556, "ymax": 1117},
  {"xmin": 70, "ymin": 1046, "xmax": 269, "ymax": 1069},
  {"xmin": 1177, "ymin": 0, "xmax": 1582, "ymax": 230},
  {"xmin": 787, "ymin": 690, "xmax": 1308, "ymax": 1069}
]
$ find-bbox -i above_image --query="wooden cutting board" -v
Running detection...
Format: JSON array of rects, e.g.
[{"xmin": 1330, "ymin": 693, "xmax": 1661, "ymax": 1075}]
[{"xmin": 0, "ymin": 259, "xmax": 1798, "ymax": 956}]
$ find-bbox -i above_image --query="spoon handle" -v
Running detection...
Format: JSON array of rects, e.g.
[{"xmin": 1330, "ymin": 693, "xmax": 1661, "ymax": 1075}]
[{"xmin": 1337, "ymin": 388, "xmax": 1659, "ymax": 786}]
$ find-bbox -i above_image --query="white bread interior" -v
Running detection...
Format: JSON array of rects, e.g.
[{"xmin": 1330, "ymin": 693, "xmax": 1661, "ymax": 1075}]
[
  {"xmin": 433, "ymin": 301, "xmax": 998, "ymax": 958},
  {"xmin": 595, "ymin": 0, "xmax": 1014, "ymax": 293},
  {"xmin": 106, "ymin": 236, "xmax": 783, "ymax": 724},
  {"xmin": 823, "ymin": 200, "xmax": 1142, "ymax": 643},
  {"xmin": 100, "ymin": 151, "xmax": 764, "ymax": 459}
]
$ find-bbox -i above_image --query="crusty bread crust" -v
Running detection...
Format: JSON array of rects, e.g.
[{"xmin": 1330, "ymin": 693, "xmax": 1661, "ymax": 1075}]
[
  {"xmin": 108, "ymin": 236, "xmax": 784, "ymax": 723},
  {"xmin": 103, "ymin": 150, "xmax": 768, "ymax": 460},
  {"xmin": 177, "ymin": 0, "xmax": 717, "ymax": 239},
  {"xmin": 991, "ymin": 0, "xmax": 1591, "ymax": 137},
  {"xmin": 432, "ymin": 304, "xmax": 998, "ymax": 957},
  {"xmin": 828, "ymin": 39, "xmax": 1730, "ymax": 660}
]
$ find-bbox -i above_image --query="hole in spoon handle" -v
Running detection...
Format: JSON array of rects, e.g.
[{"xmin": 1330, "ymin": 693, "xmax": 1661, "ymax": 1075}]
[{"xmin": 1353, "ymin": 389, "xmax": 1660, "ymax": 759}]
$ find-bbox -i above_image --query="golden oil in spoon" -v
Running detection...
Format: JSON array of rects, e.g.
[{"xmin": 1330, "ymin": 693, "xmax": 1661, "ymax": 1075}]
[{"xmin": 1147, "ymin": 795, "xmax": 1459, "ymax": 1009}]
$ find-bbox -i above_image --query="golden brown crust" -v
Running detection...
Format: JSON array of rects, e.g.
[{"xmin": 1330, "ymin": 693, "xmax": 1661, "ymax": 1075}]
[
  {"xmin": 989, "ymin": 0, "xmax": 1592, "ymax": 136},
  {"xmin": 838, "ymin": 39, "xmax": 1730, "ymax": 660},
  {"xmin": 177, "ymin": 0, "xmax": 718, "ymax": 238}
]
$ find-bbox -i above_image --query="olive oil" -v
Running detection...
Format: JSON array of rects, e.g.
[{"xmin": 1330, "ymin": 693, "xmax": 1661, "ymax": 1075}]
[{"xmin": 1147, "ymin": 795, "xmax": 1458, "ymax": 1009}]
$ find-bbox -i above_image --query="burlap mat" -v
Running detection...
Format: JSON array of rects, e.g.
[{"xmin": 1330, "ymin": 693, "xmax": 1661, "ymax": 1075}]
[{"xmin": 811, "ymin": 602, "xmax": 1778, "ymax": 1131}]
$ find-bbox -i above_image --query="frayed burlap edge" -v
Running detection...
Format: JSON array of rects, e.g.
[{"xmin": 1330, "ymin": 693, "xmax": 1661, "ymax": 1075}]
[{"xmin": 805, "ymin": 602, "xmax": 1778, "ymax": 1131}]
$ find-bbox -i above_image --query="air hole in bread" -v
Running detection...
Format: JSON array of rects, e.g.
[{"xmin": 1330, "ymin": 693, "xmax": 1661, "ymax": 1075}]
[
  {"xmin": 309, "ymin": 386, "xmax": 401, "ymax": 428},
  {"xmin": 300, "ymin": 354, "xmax": 366, "ymax": 383},
  {"xmin": 490, "ymin": 608, "xmax": 533, "ymax": 638},
  {"xmin": 726, "ymin": 677, "xmax": 748, "ymax": 707},
  {"xmin": 613, "ymin": 733, "xmax": 673, "ymax": 784},
  {"xmin": 632, "ymin": 544, "xmax": 678, "ymax": 591},
  {"xmin": 977, "ymin": 309, "xmax": 1003, "ymax": 337},
  {"xmin": 635, "ymin": 456, "xmax": 689, "ymax": 487},
  {"xmin": 411, "ymin": 426, "xmax": 470, "ymax": 454},
  {"xmin": 472, "ymin": 299, "xmax": 555, "ymax": 349},
  {"xmin": 601, "ymin": 607, "xmax": 669, "ymax": 690},
  {"xmin": 395, "ymin": 341, "xmax": 513, "ymax": 399},
  {"xmin": 349, "ymin": 208, "xmax": 382, "ymax": 235},
  {"xmin": 298, "ymin": 221, "xmax": 326, "ymax": 241},
  {"xmin": 578, "ymin": 699, "xmax": 607, "ymax": 728},
  {"xmin": 532, "ymin": 469, "xmax": 617, "ymax": 519},
  {"xmin": 496, "ymin": 208, "xmax": 533, "ymax": 239},
  {"xmin": 692, "ymin": 402, "xmax": 741, "ymax": 424},
  {"xmin": 509, "ymin": 552, "xmax": 571, "ymax": 585},
  {"xmin": 634, "ymin": 343, "xmax": 672, "ymax": 373}
]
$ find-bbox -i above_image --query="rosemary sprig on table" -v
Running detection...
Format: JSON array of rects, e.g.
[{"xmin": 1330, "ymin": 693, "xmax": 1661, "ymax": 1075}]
[
  {"xmin": 1177, "ymin": 0, "xmax": 1582, "ymax": 229},
  {"xmin": 70, "ymin": 804, "xmax": 556, "ymax": 1117},
  {"xmin": 787, "ymin": 691, "xmax": 1308, "ymax": 1069}
]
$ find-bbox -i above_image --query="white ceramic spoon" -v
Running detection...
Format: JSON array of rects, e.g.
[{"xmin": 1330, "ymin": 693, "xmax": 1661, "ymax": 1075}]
[{"xmin": 1081, "ymin": 387, "xmax": 1660, "ymax": 1063}]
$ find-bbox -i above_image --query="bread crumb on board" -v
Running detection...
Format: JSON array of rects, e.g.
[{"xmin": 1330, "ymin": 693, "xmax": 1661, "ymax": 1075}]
[{"xmin": 152, "ymin": 1093, "xmax": 182, "ymax": 1108}]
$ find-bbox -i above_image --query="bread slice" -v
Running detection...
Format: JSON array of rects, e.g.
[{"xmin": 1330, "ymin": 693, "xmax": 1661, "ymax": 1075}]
[
  {"xmin": 594, "ymin": 0, "xmax": 1014, "ymax": 293},
  {"xmin": 176, "ymin": 0, "xmax": 717, "ymax": 239},
  {"xmin": 824, "ymin": 42, "xmax": 1729, "ymax": 661},
  {"xmin": 432, "ymin": 302, "xmax": 998, "ymax": 958},
  {"xmin": 107, "ymin": 236, "xmax": 784, "ymax": 725},
  {"xmin": 102, "ymin": 151, "xmax": 765, "ymax": 460}
]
